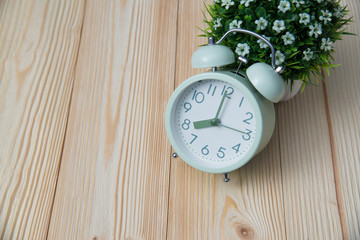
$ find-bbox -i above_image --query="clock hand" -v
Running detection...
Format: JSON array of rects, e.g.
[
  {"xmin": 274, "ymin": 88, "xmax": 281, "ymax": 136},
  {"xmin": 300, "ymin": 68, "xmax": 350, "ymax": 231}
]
[
  {"xmin": 219, "ymin": 123, "xmax": 246, "ymax": 134},
  {"xmin": 214, "ymin": 90, "xmax": 228, "ymax": 119},
  {"xmin": 193, "ymin": 118, "xmax": 220, "ymax": 129},
  {"xmin": 193, "ymin": 91, "xmax": 228, "ymax": 130}
]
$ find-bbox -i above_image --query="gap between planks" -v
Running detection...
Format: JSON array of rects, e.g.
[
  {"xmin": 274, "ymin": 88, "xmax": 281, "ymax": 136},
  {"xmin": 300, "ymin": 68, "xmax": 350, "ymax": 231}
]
[
  {"xmin": 165, "ymin": 0, "xmax": 181, "ymax": 239},
  {"xmin": 45, "ymin": 0, "xmax": 87, "ymax": 238},
  {"xmin": 322, "ymin": 71, "xmax": 347, "ymax": 240}
]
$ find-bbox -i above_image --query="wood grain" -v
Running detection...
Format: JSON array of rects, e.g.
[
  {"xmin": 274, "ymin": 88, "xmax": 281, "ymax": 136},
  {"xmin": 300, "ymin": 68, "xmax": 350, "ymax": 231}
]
[
  {"xmin": 0, "ymin": 0, "xmax": 359, "ymax": 239},
  {"xmin": 47, "ymin": 0, "xmax": 178, "ymax": 239},
  {"xmin": 324, "ymin": 0, "xmax": 360, "ymax": 238},
  {"xmin": 167, "ymin": 0, "xmax": 286, "ymax": 239},
  {"xmin": 277, "ymin": 86, "xmax": 342, "ymax": 239},
  {"xmin": 0, "ymin": 0, "xmax": 85, "ymax": 239}
]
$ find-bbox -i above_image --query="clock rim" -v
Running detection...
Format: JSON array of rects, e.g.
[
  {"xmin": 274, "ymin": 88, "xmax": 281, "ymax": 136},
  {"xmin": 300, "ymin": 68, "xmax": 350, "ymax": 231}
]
[{"xmin": 165, "ymin": 71, "xmax": 265, "ymax": 173}]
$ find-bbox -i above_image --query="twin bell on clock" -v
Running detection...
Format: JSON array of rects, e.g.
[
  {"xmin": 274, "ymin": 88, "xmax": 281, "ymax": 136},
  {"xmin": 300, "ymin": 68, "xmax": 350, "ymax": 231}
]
[{"xmin": 165, "ymin": 29, "xmax": 286, "ymax": 181}]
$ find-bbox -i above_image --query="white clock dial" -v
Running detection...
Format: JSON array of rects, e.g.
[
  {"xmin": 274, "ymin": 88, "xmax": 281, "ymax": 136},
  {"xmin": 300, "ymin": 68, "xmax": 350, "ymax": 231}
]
[{"xmin": 175, "ymin": 79, "xmax": 257, "ymax": 169}]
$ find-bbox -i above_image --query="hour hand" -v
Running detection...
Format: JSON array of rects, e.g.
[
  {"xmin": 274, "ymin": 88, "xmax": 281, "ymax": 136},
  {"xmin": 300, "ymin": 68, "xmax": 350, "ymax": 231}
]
[{"xmin": 193, "ymin": 118, "xmax": 220, "ymax": 129}]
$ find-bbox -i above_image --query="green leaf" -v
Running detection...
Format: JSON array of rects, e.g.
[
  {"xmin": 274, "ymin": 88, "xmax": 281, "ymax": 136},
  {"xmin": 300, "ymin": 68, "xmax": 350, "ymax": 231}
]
[
  {"xmin": 245, "ymin": 8, "xmax": 254, "ymax": 17},
  {"xmin": 286, "ymin": 61, "xmax": 301, "ymax": 66},
  {"xmin": 255, "ymin": 7, "xmax": 266, "ymax": 17},
  {"xmin": 342, "ymin": 32, "xmax": 357, "ymax": 36},
  {"xmin": 244, "ymin": 15, "xmax": 252, "ymax": 22},
  {"xmin": 288, "ymin": 65, "xmax": 306, "ymax": 69}
]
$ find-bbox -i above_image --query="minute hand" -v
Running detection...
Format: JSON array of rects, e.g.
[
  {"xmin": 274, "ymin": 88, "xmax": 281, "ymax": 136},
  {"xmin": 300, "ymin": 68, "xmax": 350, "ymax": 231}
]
[
  {"xmin": 215, "ymin": 90, "xmax": 227, "ymax": 119},
  {"xmin": 219, "ymin": 123, "xmax": 246, "ymax": 134}
]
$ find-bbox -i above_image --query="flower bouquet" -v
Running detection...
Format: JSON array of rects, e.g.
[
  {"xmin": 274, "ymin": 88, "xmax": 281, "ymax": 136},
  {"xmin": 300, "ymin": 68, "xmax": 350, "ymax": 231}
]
[{"xmin": 201, "ymin": 0, "xmax": 353, "ymax": 90}]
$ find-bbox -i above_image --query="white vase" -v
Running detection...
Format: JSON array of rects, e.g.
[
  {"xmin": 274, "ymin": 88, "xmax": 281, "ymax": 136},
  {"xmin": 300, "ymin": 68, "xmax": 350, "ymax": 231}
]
[{"xmin": 280, "ymin": 80, "xmax": 302, "ymax": 101}]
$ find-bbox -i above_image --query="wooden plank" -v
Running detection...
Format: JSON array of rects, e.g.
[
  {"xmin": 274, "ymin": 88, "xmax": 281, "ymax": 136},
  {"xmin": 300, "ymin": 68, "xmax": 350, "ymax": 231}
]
[
  {"xmin": 0, "ymin": 0, "xmax": 85, "ymax": 239},
  {"xmin": 278, "ymin": 86, "xmax": 342, "ymax": 239},
  {"xmin": 167, "ymin": 0, "xmax": 286, "ymax": 239},
  {"xmin": 324, "ymin": 0, "xmax": 360, "ymax": 238},
  {"xmin": 47, "ymin": 0, "xmax": 178, "ymax": 239}
]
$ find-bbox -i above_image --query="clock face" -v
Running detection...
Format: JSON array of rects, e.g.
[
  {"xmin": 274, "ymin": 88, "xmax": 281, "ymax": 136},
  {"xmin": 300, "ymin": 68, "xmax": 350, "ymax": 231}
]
[{"xmin": 173, "ymin": 79, "xmax": 257, "ymax": 171}]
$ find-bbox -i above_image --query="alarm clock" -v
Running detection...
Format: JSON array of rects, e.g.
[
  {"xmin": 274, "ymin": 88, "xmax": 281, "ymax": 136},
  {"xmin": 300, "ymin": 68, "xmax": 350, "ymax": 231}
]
[{"xmin": 165, "ymin": 29, "xmax": 286, "ymax": 180}]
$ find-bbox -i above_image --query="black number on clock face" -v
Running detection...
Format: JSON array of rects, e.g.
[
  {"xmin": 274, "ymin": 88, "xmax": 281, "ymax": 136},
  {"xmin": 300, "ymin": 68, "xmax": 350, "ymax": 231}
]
[
  {"xmin": 207, "ymin": 84, "xmax": 217, "ymax": 96},
  {"xmin": 190, "ymin": 134, "xmax": 198, "ymax": 144},
  {"xmin": 221, "ymin": 85, "xmax": 234, "ymax": 99},
  {"xmin": 242, "ymin": 129, "xmax": 252, "ymax": 141},
  {"xmin": 201, "ymin": 145, "xmax": 209, "ymax": 155},
  {"xmin": 217, "ymin": 147, "xmax": 226, "ymax": 158},
  {"xmin": 239, "ymin": 97, "xmax": 244, "ymax": 108},
  {"xmin": 184, "ymin": 102, "xmax": 192, "ymax": 112},
  {"xmin": 182, "ymin": 119, "xmax": 191, "ymax": 130},
  {"xmin": 232, "ymin": 143, "xmax": 241, "ymax": 153},
  {"xmin": 192, "ymin": 90, "xmax": 204, "ymax": 103},
  {"xmin": 243, "ymin": 112, "xmax": 253, "ymax": 124}
]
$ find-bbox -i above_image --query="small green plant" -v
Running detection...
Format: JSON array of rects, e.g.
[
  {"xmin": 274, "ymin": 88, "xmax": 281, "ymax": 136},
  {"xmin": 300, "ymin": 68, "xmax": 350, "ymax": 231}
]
[{"xmin": 201, "ymin": 0, "xmax": 353, "ymax": 88}]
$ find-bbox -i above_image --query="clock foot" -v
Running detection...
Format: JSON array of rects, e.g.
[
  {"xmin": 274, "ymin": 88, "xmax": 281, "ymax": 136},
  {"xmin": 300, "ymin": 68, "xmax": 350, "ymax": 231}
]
[
  {"xmin": 172, "ymin": 152, "xmax": 178, "ymax": 158},
  {"xmin": 224, "ymin": 173, "xmax": 230, "ymax": 182}
]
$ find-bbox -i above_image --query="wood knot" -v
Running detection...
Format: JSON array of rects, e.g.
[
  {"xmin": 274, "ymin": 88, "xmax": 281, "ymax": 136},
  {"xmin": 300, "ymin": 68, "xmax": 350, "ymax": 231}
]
[{"xmin": 235, "ymin": 224, "xmax": 254, "ymax": 240}]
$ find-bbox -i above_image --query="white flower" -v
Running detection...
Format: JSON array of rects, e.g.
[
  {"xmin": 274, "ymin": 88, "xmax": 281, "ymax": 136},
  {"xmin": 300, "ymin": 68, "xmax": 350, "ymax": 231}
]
[
  {"xmin": 257, "ymin": 36, "xmax": 270, "ymax": 49},
  {"xmin": 213, "ymin": 18, "xmax": 222, "ymax": 30},
  {"xmin": 309, "ymin": 22, "xmax": 322, "ymax": 38},
  {"xmin": 278, "ymin": 0, "xmax": 291, "ymax": 13},
  {"xmin": 240, "ymin": 0, "xmax": 255, "ymax": 7},
  {"xmin": 334, "ymin": 7, "xmax": 344, "ymax": 18},
  {"xmin": 272, "ymin": 50, "xmax": 285, "ymax": 65},
  {"xmin": 291, "ymin": 0, "xmax": 304, "ymax": 7},
  {"xmin": 214, "ymin": 0, "xmax": 220, "ymax": 3},
  {"xmin": 221, "ymin": 0, "xmax": 234, "ymax": 9},
  {"xmin": 255, "ymin": 17, "xmax": 268, "ymax": 30},
  {"xmin": 299, "ymin": 13, "xmax": 310, "ymax": 25},
  {"xmin": 235, "ymin": 43, "xmax": 250, "ymax": 57},
  {"xmin": 320, "ymin": 38, "xmax": 333, "ymax": 51},
  {"xmin": 316, "ymin": 0, "xmax": 323, "ymax": 3},
  {"xmin": 303, "ymin": 48, "xmax": 314, "ymax": 61},
  {"xmin": 319, "ymin": 9, "xmax": 332, "ymax": 24},
  {"xmin": 229, "ymin": 20, "xmax": 243, "ymax": 30},
  {"xmin": 282, "ymin": 32, "xmax": 295, "ymax": 45},
  {"xmin": 272, "ymin": 20, "xmax": 286, "ymax": 33}
]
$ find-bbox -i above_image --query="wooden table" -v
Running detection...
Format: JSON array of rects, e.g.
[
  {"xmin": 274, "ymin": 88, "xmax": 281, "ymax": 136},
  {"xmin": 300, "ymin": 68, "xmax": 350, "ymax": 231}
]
[{"xmin": 0, "ymin": 0, "xmax": 359, "ymax": 239}]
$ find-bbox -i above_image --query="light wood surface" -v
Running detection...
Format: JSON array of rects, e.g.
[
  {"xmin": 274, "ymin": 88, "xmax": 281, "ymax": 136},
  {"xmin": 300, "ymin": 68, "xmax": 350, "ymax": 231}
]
[
  {"xmin": 0, "ymin": 0, "xmax": 359, "ymax": 239},
  {"xmin": 0, "ymin": 0, "xmax": 85, "ymax": 239},
  {"xmin": 324, "ymin": 1, "xmax": 360, "ymax": 239},
  {"xmin": 47, "ymin": 0, "xmax": 177, "ymax": 239}
]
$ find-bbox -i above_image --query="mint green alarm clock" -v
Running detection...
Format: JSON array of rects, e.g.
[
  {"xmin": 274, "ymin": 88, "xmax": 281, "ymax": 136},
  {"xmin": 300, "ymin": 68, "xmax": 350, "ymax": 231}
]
[{"xmin": 165, "ymin": 29, "xmax": 286, "ymax": 180}]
